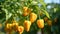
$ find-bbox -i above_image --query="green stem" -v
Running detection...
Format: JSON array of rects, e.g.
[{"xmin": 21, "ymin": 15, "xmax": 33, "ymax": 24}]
[{"xmin": 38, "ymin": 10, "xmax": 41, "ymax": 19}]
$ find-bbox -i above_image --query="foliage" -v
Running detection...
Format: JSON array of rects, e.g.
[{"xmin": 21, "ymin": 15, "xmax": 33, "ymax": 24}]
[{"xmin": 0, "ymin": 0, "xmax": 60, "ymax": 34}]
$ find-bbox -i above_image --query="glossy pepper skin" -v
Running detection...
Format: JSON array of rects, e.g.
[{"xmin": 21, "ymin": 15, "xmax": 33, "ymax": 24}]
[
  {"xmin": 37, "ymin": 19, "xmax": 44, "ymax": 28},
  {"xmin": 30, "ymin": 13, "xmax": 37, "ymax": 23},
  {"xmin": 5, "ymin": 24, "xmax": 12, "ymax": 32},
  {"xmin": 12, "ymin": 21, "xmax": 19, "ymax": 31},
  {"xmin": 23, "ymin": 7, "xmax": 31, "ymax": 16},
  {"xmin": 24, "ymin": 20, "xmax": 31, "ymax": 32},
  {"xmin": 18, "ymin": 26, "xmax": 24, "ymax": 34}
]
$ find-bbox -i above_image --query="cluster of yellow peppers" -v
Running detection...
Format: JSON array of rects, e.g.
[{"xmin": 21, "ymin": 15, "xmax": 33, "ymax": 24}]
[{"xmin": 4, "ymin": 7, "xmax": 54, "ymax": 34}]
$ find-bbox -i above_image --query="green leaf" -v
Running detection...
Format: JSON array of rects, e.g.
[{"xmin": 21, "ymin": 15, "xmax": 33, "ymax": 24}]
[
  {"xmin": 40, "ymin": 0, "xmax": 46, "ymax": 8},
  {"xmin": 2, "ymin": 8, "xmax": 12, "ymax": 20},
  {"xmin": 42, "ymin": 9, "xmax": 50, "ymax": 19}
]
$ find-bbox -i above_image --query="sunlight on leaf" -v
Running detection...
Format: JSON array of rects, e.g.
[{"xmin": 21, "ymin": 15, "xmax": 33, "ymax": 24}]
[
  {"xmin": 40, "ymin": 0, "xmax": 46, "ymax": 8},
  {"xmin": 42, "ymin": 9, "xmax": 50, "ymax": 19}
]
